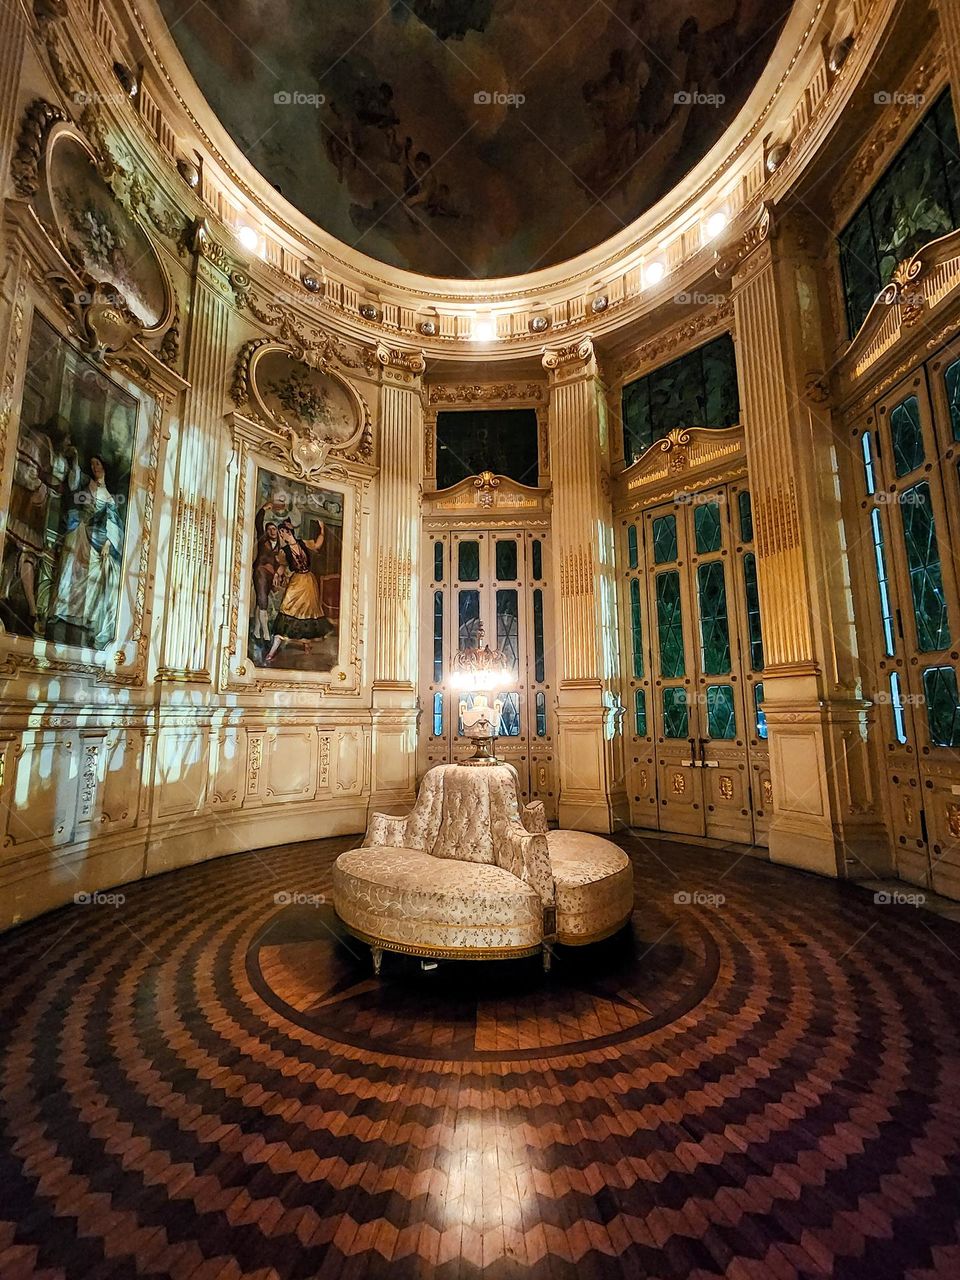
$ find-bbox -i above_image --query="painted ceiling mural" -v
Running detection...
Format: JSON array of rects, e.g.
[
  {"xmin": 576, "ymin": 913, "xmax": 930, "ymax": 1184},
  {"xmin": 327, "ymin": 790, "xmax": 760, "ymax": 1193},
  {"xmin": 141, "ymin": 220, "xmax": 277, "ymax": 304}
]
[{"xmin": 157, "ymin": 0, "xmax": 794, "ymax": 278}]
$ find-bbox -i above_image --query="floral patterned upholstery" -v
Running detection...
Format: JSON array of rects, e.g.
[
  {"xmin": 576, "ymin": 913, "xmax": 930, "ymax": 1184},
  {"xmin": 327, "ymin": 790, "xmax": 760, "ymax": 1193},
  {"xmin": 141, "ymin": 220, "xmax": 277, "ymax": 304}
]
[
  {"xmin": 332, "ymin": 847, "xmax": 542, "ymax": 954},
  {"xmin": 333, "ymin": 763, "xmax": 633, "ymax": 962},
  {"xmin": 546, "ymin": 831, "xmax": 634, "ymax": 944}
]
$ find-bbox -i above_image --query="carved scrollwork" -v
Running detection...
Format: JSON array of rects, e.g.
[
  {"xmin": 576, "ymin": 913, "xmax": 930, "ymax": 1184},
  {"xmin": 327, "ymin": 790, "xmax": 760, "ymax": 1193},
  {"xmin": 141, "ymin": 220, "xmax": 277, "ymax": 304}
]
[
  {"xmin": 231, "ymin": 337, "xmax": 372, "ymax": 477},
  {"xmin": 376, "ymin": 343, "xmax": 426, "ymax": 375},
  {"xmin": 47, "ymin": 273, "xmax": 144, "ymax": 363},
  {"xmin": 11, "ymin": 98, "xmax": 65, "ymax": 197},
  {"xmin": 715, "ymin": 203, "xmax": 775, "ymax": 279},
  {"xmin": 542, "ymin": 336, "xmax": 594, "ymax": 370}
]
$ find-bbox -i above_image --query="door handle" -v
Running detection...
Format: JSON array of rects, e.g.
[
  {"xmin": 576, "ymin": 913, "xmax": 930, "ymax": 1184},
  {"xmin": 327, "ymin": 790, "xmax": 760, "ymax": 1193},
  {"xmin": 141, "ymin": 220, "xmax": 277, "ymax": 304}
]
[
  {"xmin": 698, "ymin": 737, "xmax": 719, "ymax": 768},
  {"xmin": 683, "ymin": 737, "xmax": 698, "ymax": 767}
]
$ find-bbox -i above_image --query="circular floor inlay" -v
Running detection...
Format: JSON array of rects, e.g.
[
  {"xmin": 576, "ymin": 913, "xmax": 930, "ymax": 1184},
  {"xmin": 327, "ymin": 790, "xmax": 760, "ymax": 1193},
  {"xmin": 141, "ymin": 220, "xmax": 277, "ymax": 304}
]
[{"xmin": 247, "ymin": 902, "xmax": 719, "ymax": 1061}]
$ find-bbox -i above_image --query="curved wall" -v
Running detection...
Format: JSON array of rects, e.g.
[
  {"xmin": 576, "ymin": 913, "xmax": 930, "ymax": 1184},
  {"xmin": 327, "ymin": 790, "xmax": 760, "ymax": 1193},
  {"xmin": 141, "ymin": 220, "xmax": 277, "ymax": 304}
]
[{"xmin": 0, "ymin": 0, "xmax": 956, "ymax": 928}]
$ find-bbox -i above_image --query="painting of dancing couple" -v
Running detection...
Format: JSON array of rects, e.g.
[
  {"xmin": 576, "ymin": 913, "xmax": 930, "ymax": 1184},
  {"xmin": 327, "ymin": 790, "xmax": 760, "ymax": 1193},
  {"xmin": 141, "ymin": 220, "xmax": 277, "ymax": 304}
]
[
  {"xmin": 0, "ymin": 315, "xmax": 136, "ymax": 651},
  {"xmin": 248, "ymin": 468, "xmax": 343, "ymax": 672}
]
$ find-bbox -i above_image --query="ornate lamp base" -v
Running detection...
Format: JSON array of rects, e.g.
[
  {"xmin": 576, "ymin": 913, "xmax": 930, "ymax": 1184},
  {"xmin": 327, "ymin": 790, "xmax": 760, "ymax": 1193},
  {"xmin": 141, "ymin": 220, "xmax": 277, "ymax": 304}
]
[{"xmin": 461, "ymin": 735, "xmax": 501, "ymax": 766}]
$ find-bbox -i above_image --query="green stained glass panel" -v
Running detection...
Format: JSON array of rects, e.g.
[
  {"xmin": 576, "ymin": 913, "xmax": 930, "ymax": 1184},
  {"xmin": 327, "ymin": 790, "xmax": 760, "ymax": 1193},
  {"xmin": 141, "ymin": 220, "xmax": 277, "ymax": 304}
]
[
  {"xmin": 656, "ymin": 571, "xmax": 685, "ymax": 678},
  {"xmin": 653, "ymin": 514, "xmax": 678, "ymax": 564},
  {"xmin": 945, "ymin": 357, "xmax": 960, "ymax": 442},
  {"xmin": 496, "ymin": 589, "xmax": 519, "ymax": 674},
  {"xmin": 533, "ymin": 589, "xmax": 545, "ymax": 683},
  {"xmin": 627, "ymin": 523, "xmax": 639, "ymax": 569},
  {"xmin": 738, "ymin": 490, "xmax": 754, "ymax": 543},
  {"xmin": 838, "ymin": 90, "xmax": 960, "ymax": 336},
  {"xmin": 458, "ymin": 590, "xmax": 480, "ymax": 649},
  {"xmin": 457, "ymin": 540, "xmax": 480, "ymax": 582},
  {"xmin": 694, "ymin": 501, "xmax": 722, "ymax": 554},
  {"xmin": 706, "ymin": 685, "xmax": 736, "ymax": 740},
  {"xmin": 495, "ymin": 539, "xmax": 518, "ymax": 580},
  {"xmin": 754, "ymin": 682, "xmax": 768, "ymax": 740},
  {"xmin": 901, "ymin": 482, "xmax": 950, "ymax": 652},
  {"xmin": 742, "ymin": 552, "xmax": 765, "ymax": 671},
  {"xmin": 499, "ymin": 692, "xmax": 521, "ymax": 738},
  {"xmin": 433, "ymin": 691, "xmax": 443, "ymax": 737},
  {"xmin": 870, "ymin": 508, "xmax": 896, "ymax": 657},
  {"xmin": 923, "ymin": 666, "xmax": 960, "ymax": 747},
  {"xmin": 697, "ymin": 561, "xmax": 731, "ymax": 675},
  {"xmin": 433, "ymin": 541, "xmax": 444, "ymax": 582},
  {"xmin": 662, "ymin": 687, "xmax": 689, "ymax": 739},
  {"xmin": 536, "ymin": 691, "xmax": 547, "ymax": 738},
  {"xmin": 889, "ymin": 395, "xmax": 925, "ymax": 477},
  {"xmin": 630, "ymin": 578, "xmax": 643, "ymax": 678},
  {"xmin": 532, "ymin": 539, "xmax": 543, "ymax": 580},
  {"xmin": 433, "ymin": 590, "xmax": 443, "ymax": 681},
  {"xmin": 634, "ymin": 688, "xmax": 647, "ymax": 737}
]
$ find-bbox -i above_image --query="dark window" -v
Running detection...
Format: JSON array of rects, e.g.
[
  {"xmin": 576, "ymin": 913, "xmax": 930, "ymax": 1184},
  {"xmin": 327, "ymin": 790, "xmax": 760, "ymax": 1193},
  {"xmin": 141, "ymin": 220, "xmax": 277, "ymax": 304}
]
[
  {"xmin": 839, "ymin": 90, "xmax": 960, "ymax": 337},
  {"xmin": 436, "ymin": 408, "xmax": 539, "ymax": 488},
  {"xmin": 621, "ymin": 334, "xmax": 739, "ymax": 466}
]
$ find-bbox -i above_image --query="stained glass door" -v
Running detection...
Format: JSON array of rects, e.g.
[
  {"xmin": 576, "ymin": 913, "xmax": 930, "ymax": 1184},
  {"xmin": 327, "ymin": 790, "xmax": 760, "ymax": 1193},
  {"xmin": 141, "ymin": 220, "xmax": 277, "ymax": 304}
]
[
  {"xmin": 628, "ymin": 484, "xmax": 766, "ymax": 845},
  {"xmin": 856, "ymin": 368, "xmax": 960, "ymax": 895},
  {"xmin": 419, "ymin": 527, "xmax": 556, "ymax": 816}
]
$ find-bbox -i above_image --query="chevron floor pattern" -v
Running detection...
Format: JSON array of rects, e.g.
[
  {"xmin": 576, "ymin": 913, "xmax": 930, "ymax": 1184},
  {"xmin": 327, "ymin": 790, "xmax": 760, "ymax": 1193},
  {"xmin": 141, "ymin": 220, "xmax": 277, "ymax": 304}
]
[{"xmin": 2, "ymin": 831, "xmax": 960, "ymax": 1278}]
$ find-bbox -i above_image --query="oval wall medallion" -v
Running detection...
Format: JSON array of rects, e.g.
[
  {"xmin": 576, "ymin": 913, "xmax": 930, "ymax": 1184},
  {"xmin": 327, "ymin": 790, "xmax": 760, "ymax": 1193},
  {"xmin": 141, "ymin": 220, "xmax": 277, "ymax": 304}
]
[
  {"xmin": 236, "ymin": 342, "xmax": 370, "ymax": 472},
  {"xmin": 42, "ymin": 128, "xmax": 172, "ymax": 334}
]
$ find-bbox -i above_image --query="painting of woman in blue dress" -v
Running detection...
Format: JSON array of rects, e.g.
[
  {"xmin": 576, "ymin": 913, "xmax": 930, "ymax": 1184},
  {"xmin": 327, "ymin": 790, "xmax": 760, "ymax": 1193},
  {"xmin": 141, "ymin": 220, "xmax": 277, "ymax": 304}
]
[{"xmin": 48, "ymin": 456, "xmax": 125, "ymax": 649}]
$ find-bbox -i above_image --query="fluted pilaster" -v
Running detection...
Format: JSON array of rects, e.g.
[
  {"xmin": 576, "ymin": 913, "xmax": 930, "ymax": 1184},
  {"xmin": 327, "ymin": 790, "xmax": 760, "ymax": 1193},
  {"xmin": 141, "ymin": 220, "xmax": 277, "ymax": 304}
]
[
  {"xmin": 368, "ymin": 346, "xmax": 424, "ymax": 810},
  {"xmin": 723, "ymin": 207, "xmax": 884, "ymax": 878},
  {"xmin": 543, "ymin": 339, "xmax": 626, "ymax": 832},
  {"xmin": 158, "ymin": 257, "xmax": 229, "ymax": 678}
]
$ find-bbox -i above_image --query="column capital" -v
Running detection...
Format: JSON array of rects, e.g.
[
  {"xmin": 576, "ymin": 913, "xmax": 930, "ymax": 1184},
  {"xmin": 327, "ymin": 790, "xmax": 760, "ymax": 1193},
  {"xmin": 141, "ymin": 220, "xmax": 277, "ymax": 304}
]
[
  {"xmin": 715, "ymin": 202, "xmax": 776, "ymax": 283},
  {"xmin": 542, "ymin": 335, "xmax": 597, "ymax": 381},
  {"xmin": 376, "ymin": 343, "xmax": 426, "ymax": 381}
]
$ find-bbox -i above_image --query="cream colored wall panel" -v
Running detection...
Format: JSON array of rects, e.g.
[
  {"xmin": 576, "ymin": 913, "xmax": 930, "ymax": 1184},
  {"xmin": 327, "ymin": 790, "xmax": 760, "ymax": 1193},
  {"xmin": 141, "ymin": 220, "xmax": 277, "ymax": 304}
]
[
  {"xmin": 208, "ymin": 728, "xmax": 244, "ymax": 810},
  {"xmin": 262, "ymin": 729, "xmax": 318, "ymax": 804},
  {"xmin": 4, "ymin": 732, "xmax": 80, "ymax": 853},
  {"xmin": 335, "ymin": 727, "xmax": 366, "ymax": 798},
  {"xmin": 771, "ymin": 733, "xmax": 827, "ymax": 818},
  {"xmin": 154, "ymin": 728, "xmax": 210, "ymax": 819},
  {"xmin": 80, "ymin": 729, "xmax": 144, "ymax": 836}
]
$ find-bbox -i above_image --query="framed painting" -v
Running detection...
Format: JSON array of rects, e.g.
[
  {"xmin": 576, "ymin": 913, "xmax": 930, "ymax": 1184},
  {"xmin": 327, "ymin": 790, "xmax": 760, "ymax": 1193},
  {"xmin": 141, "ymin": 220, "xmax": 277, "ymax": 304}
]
[
  {"xmin": 0, "ymin": 313, "xmax": 140, "ymax": 652},
  {"xmin": 247, "ymin": 467, "xmax": 345, "ymax": 673}
]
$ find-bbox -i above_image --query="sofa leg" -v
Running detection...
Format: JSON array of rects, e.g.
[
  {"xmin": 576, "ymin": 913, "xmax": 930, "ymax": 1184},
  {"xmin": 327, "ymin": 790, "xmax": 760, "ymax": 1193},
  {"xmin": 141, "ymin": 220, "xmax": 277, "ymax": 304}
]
[
  {"xmin": 542, "ymin": 945, "xmax": 552, "ymax": 975},
  {"xmin": 371, "ymin": 946, "xmax": 383, "ymax": 977}
]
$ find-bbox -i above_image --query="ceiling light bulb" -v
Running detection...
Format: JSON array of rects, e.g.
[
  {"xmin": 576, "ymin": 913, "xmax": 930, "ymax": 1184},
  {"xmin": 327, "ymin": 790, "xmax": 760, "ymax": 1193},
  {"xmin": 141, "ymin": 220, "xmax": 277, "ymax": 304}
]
[
  {"xmin": 705, "ymin": 211, "xmax": 728, "ymax": 239},
  {"xmin": 236, "ymin": 224, "xmax": 259, "ymax": 252},
  {"xmin": 472, "ymin": 318, "xmax": 496, "ymax": 342},
  {"xmin": 643, "ymin": 261, "xmax": 666, "ymax": 287}
]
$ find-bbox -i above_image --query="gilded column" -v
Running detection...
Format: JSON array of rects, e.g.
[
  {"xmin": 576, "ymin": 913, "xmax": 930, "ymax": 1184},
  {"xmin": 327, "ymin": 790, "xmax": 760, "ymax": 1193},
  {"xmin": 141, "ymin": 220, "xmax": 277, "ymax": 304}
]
[
  {"xmin": 368, "ymin": 344, "xmax": 425, "ymax": 810},
  {"xmin": 157, "ymin": 225, "xmax": 230, "ymax": 679},
  {"xmin": 719, "ymin": 206, "xmax": 883, "ymax": 877},
  {"xmin": 0, "ymin": 0, "xmax": 27, "ymax": 222},
  {"xmin": 543, "ymin": 338, "xmax": 626, "ymax": 832}
]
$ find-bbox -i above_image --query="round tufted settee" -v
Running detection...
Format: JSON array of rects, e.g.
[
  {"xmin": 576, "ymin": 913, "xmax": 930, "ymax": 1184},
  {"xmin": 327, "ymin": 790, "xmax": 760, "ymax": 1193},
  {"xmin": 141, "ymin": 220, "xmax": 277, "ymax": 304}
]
[{"xmin": 332, "ymin": 763, "xmax": 633, "ymax": 972}]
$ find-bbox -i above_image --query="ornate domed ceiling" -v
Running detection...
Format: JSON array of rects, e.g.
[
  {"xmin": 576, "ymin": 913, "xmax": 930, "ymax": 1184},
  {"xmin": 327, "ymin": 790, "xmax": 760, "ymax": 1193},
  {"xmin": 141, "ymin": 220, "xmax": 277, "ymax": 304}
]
[{"xmin": 157, "ymin": 0, "xmax": 794, "ymax": 279}]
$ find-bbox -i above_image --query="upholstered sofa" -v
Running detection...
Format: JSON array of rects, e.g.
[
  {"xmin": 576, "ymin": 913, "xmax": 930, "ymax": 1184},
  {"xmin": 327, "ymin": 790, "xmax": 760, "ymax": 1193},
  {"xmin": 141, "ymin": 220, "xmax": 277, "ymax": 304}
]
[{"xmin": 332, "ymin": 763, "xmax": 633, "ymax": 972}]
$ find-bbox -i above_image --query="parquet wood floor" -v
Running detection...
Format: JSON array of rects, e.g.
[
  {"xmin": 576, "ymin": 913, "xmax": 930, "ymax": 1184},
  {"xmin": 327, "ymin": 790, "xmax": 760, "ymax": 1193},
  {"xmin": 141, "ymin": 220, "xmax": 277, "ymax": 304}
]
[{"xmin": 2, "ymin": 831, "xmax": 960, "ymax": 1278}]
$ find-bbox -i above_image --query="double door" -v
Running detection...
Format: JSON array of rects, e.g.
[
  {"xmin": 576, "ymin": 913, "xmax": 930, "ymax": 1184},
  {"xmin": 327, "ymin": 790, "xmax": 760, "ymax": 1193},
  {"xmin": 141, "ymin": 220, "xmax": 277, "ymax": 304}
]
[
  {"xmin": 854, "ymin": 359, "xmax": 960, "ymax": 897},
  {"xmin": 622, "ymin": 482, "xmax": 770, "ymax": 845},
  {"xmin": 418, "ymin": 526, "xmax": 556, "ymax": 815}
]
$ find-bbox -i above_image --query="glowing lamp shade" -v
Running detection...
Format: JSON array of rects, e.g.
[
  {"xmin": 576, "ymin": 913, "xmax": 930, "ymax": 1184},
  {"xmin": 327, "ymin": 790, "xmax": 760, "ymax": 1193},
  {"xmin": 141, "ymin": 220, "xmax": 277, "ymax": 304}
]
[
  {"xmin": 236, "ymin": 224, "xmax": 260, "ymax": 252},
  {"xmin": 448, "ymin": 661, "xmax": 512, "ymax": 693},
  {"xmin": 643, "ymin": 260, "xmax": 666, "ymax": 287},
  {"xmin": 704, "ymin": 210, "xmax": 728, "ymax": 239},
  {"xmin": 471, "ymin": 318, "xmax": 497, "ymax": 342}
]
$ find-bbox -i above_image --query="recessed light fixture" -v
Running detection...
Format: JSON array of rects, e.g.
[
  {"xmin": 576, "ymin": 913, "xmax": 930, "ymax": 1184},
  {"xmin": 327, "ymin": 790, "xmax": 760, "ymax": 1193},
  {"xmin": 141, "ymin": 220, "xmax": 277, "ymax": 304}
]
[
  {"xmin": 643, "ymin": 261, "xmax": 666, "ymax": 287},
  {"xmin": 704, "ymin": 211, "xmax": 728, "ymax": 239},
  {"xmin": 236, "ymin": 224, "xmax": 260, "ymax": 253},
  {"xmin": 472, "ymin": 318, "xmax": 496, "ymax": 342}
]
